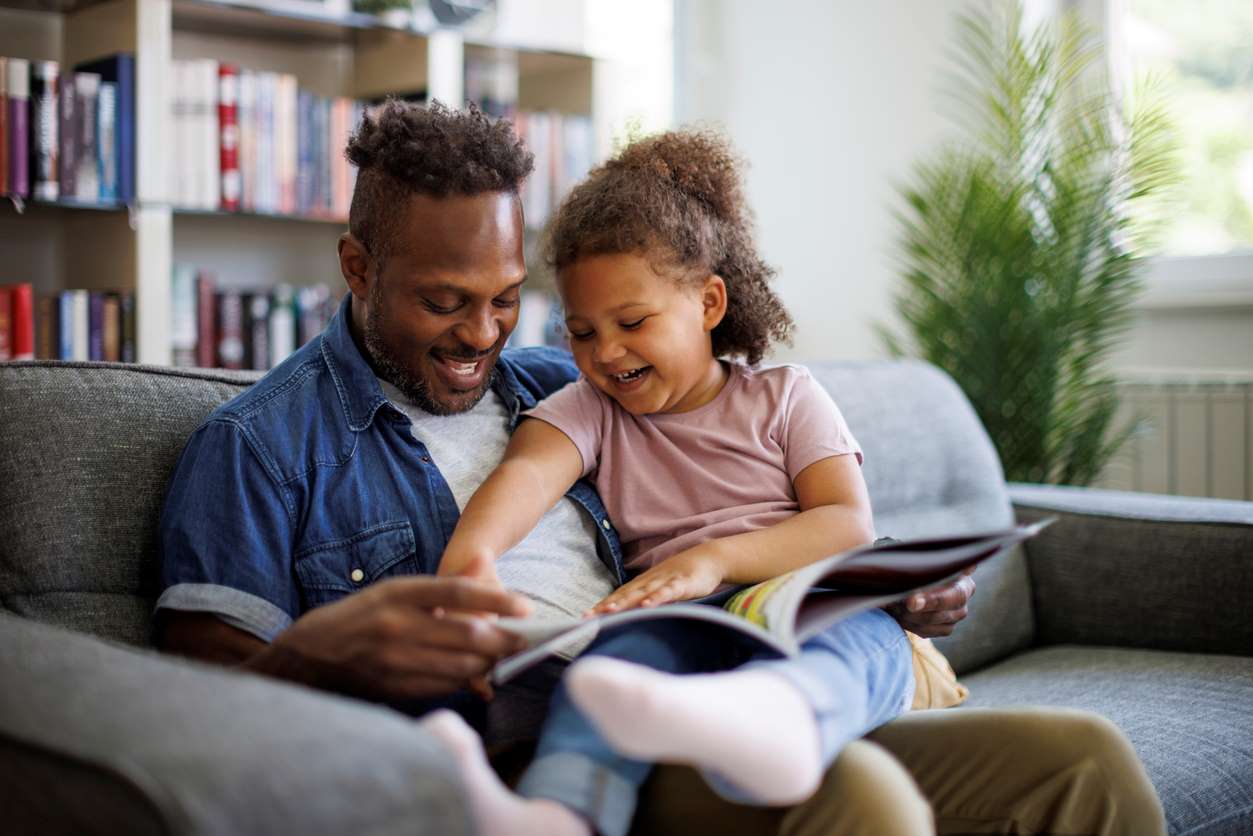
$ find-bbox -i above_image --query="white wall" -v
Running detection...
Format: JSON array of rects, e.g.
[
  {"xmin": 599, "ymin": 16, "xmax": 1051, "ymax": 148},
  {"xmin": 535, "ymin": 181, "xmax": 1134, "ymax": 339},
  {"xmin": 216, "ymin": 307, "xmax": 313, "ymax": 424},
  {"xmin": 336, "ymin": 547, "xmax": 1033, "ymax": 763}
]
[
  {"xmin": 675, "ymin": 0, "xmax": 972, "ymax": 362},
  {"xmin": 674, "ymin": 0, "xmax": 1253, "ymax": 372}
]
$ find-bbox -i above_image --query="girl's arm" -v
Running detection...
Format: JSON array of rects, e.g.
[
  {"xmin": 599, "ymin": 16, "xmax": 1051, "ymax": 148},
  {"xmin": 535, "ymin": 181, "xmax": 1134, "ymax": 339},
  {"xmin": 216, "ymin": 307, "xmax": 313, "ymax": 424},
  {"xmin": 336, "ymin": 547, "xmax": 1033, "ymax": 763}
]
[
  {"xmin": 591, "ymin": 453, "xmax": 873, "ymax": 612},
  {"xmin": 438, "ymin": 418, "xmax": 584, "ymax": 580}
]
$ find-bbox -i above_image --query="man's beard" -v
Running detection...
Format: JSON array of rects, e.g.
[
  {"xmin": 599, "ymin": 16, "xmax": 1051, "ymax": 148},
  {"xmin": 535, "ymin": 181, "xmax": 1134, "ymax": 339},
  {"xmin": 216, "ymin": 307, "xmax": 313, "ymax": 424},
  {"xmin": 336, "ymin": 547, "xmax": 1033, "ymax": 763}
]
[{"xmin": 362, "ymin": 290, "xmax": 497, "ymax": 416}]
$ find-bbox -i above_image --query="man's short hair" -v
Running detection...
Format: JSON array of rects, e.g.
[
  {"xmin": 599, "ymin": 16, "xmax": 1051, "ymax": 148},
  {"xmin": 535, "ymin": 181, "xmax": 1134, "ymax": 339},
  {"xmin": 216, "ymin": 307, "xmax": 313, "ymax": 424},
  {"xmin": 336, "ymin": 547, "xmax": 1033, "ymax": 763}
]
[{"xmin": 345, "ymin": 99, "xmax": 534, "ymax": 268}]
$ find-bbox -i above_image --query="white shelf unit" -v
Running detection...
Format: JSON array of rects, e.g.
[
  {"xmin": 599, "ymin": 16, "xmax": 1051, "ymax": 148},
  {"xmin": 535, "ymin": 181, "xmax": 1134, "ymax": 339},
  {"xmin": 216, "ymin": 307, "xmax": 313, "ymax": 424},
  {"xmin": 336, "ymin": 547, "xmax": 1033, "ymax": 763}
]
[{"xmin": 0, "ymin": 0, "xmax": 648, "ymax": 365}]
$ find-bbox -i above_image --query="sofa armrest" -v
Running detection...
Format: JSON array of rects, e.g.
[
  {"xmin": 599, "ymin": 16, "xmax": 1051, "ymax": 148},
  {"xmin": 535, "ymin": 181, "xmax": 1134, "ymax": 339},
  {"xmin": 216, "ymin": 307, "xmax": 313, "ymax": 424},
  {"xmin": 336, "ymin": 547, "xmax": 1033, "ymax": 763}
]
[
  {"xmin": 1008, "ymin": 483, "xmax": 1253, "ymax": 656},
  {"xmin": 0, "ymin": 613, "xmax": 471, "ymax": 836}
]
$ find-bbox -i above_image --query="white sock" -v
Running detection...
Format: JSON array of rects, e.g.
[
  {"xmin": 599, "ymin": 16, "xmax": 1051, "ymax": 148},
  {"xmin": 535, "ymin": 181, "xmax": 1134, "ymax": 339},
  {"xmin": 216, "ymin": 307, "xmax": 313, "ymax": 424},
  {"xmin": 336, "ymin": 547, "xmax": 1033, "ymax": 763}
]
[
  {"xmin": 566, "ymin": 657, "xmax": 824, "ymax": 805},
  {"xmin": 419, "ymin": 709, "xmax": 591, "ymax": 836}
]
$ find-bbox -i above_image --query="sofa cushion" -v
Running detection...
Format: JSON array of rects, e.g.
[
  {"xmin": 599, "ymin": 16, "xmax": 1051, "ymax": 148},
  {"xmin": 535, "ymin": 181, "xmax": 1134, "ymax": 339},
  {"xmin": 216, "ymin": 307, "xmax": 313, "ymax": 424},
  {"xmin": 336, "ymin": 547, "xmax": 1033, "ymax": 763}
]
[
  {"xmin": 0, "ymin": 362, "xmax": 261, "ymax": 645},
  {"xmin": 805, "ymin": 360, "xmax": 1032, "ymax": 674},
  {"xmin": 961, "ymin": 645, "xmax": 1253, "ymax": 836},
  {"xmin": 0, "ymin": 612, "xmax": 471, "ymax": 836}
]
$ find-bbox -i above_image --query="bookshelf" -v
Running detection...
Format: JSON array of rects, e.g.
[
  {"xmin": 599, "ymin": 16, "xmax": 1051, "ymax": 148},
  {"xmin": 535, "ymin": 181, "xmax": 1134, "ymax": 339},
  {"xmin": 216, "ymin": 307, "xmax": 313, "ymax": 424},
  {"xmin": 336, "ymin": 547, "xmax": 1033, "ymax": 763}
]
[{"xmin": 1, "ymin": 0, "xmax": 659, "ymax": 366}]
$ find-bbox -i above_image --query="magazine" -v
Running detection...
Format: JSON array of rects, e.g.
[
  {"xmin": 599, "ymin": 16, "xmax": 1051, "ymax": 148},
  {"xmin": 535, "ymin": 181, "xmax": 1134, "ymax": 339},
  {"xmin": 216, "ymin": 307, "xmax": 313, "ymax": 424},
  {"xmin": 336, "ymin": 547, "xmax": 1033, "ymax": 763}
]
[{"xmin": 491, "ymin": 519, "xmax": 1053, "ymax": 684}]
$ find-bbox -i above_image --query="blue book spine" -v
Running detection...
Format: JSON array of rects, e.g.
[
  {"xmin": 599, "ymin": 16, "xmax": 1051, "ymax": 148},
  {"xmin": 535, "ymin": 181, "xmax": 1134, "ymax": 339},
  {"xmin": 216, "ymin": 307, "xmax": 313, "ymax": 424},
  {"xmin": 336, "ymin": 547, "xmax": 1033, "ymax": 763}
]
[
  {"xmin": 57, "ymin": 292, "xmax": 74, "ymax": 359},
  {"xmin": 74, "ymin": 54, "xmax": 134, "ymax": 204},
  {"xmin": 88, "ymin": 292, "xmax": 105, "ymax": 360},
  {"xmin": 97, "ymin": 81, "xmax": 118, "ymax": 202}
]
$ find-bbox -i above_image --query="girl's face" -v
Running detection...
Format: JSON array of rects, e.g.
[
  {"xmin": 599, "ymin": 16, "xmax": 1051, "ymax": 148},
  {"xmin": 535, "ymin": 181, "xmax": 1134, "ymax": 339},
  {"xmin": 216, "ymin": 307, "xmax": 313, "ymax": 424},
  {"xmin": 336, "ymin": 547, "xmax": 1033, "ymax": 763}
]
[{"xmin": 559, "ymin": 252, "xmax": 727, "ymax": 415}]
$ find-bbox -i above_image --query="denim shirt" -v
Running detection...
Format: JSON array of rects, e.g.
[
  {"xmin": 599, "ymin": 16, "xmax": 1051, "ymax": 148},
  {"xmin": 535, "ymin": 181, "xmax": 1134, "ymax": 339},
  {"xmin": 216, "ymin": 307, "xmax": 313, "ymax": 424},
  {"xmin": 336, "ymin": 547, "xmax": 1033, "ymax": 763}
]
[{"xmin": 156, "ymin": 294, "xmax": 625, "ymax": 642}]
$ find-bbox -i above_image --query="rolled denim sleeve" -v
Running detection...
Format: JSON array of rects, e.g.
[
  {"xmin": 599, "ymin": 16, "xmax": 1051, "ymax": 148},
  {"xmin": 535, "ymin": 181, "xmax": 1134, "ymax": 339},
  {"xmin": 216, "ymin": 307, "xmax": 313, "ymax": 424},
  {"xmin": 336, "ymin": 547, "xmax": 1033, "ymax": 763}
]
[{"xmin": 156, "ymin": 418, "xmax": 298, "ymax": 642}]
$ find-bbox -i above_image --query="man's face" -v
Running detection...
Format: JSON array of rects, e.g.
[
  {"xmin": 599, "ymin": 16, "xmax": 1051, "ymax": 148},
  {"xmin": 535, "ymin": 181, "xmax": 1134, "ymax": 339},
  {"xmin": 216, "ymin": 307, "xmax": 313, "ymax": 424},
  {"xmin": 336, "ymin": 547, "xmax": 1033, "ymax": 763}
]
[{"xmin": 352, "ymin": 192, "xmax": 526, "ymax": 415}]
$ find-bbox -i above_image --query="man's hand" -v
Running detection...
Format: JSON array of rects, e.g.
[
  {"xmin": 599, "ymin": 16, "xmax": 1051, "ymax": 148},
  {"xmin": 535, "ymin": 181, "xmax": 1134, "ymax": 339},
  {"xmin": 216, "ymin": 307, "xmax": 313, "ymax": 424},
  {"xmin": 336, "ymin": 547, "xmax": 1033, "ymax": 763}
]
[
  {"xmin": 238, "ymin": 575, "xmax": 530, "ymax": 701},
  {"xmin": 884, "ymin": 570, "xmax": 976, "ymax": 638},
  {"xmin": 590, "ymin": 547, "xmax": 724, "ymax": 614}
]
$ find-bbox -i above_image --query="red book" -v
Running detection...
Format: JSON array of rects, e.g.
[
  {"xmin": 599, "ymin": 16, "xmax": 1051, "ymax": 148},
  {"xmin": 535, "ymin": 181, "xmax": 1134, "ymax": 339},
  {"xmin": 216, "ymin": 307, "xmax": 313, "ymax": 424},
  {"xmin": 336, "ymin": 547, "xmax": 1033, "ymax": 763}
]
[
  {"xmin": 195, "ymin": 271, "xmax": 217, "ymax": 367},
  {"xmin": 219, "ymin": 64, "xmax": 240, "ymax": 212},
  {"xmin": 0, "ymin": 287, "xmax": 10, "ymax": 360},
  {"xmin": 9, "ymin": 283, "xmax": 33, "ymax": 360}
]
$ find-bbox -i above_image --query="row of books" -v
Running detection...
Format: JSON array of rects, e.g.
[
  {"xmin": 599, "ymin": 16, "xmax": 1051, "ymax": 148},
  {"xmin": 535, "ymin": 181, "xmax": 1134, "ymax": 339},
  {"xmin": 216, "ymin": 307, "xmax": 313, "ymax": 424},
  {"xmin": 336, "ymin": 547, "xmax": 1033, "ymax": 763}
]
[
  {"xmin": 0, "ymin": 283, "xmax": 137, "ymax": 362},
  {"xmin": 1, "ymin": 54, "xmax": 135, "ymax": 204},
  {"xmin": 464, "ymin": 52, "xmax": 597, "ymax": 230},
  {"xmin": 170, "ymin": 60, "xmax": 366, "ymax": 218},
  {"xmin": 170, "ymin": 264, "xmax": 340, "ymax": 370},
  {"xmin": 514, "ymin": 111, "xmax": 595, "ymax": 231}
]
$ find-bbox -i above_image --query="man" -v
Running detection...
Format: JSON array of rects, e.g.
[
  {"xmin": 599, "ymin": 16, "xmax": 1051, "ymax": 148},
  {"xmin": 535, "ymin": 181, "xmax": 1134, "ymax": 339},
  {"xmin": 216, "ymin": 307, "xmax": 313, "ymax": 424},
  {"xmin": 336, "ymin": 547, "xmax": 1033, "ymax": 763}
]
[{"xmin": 156, "ymin": 101, "xmax": 1164, "ymax": 835}]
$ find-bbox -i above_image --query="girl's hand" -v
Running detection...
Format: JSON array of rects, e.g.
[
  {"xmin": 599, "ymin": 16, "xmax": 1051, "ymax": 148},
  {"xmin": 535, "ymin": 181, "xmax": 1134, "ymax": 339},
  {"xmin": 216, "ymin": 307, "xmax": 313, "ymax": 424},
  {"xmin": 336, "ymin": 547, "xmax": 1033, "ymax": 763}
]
[
  {"xmin": 438, "ymin": 551, "xmax": 502, "ymax": 588},
  {"xmin": 590, "ymin": 547, "xmax": 725, "ymax": 614}
]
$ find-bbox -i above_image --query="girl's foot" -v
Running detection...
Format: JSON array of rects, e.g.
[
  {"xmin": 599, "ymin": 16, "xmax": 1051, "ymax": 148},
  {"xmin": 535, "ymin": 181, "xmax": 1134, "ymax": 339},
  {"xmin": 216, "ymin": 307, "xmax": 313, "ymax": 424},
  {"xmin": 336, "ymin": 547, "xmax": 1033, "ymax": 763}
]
[
  {"xmin": 419, "ymin": 710, "xmax": 591, "ymax": 836},
  {"xmin": 566, "ymin": 657, "xmax": 823, "ymax": 805}
]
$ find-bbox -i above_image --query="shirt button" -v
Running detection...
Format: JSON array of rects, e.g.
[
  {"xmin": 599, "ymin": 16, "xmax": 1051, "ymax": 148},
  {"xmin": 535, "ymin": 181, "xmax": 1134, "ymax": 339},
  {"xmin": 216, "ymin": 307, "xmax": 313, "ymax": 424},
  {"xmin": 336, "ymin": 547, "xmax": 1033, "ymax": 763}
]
[
  {"xmin": 350, "ymin": 568, "xmax": 365, "ymax": 583},
  {"xmin": 420, "ymin": 455, "xmax": 431, "ymax": 463},
  {"xmin": 601, "ymin": 519, "xmax": 612, "ymax": 530}
]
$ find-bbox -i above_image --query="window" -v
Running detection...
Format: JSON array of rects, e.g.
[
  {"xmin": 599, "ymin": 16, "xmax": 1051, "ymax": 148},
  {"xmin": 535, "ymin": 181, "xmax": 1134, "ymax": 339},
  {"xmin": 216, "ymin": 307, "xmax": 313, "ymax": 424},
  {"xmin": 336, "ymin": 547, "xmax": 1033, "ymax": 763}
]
[
  {"xmin": 1123, "ymin": 0, "xmax": 1253, "ymax": 259},
  {"xmin": 1088, "ymin": 0, "xmax": 1253, "ymax": 307}
]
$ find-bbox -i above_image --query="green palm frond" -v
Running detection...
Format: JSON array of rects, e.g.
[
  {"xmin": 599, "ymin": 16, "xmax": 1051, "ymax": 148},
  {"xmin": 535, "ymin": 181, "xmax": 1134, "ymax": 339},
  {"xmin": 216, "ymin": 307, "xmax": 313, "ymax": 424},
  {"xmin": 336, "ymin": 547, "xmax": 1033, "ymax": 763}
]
[{"xmin": 884, "ymin": 0, "xmax": 1179, "ymax": 485}]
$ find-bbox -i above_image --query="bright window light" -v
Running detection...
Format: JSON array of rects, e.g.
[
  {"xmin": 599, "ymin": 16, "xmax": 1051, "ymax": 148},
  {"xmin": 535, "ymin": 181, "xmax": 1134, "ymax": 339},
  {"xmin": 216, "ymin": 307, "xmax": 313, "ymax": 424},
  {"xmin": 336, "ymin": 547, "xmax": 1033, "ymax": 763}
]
[{"xmin": 1125, "ymin": 0, "xmax": 1253, "ymax": 257}]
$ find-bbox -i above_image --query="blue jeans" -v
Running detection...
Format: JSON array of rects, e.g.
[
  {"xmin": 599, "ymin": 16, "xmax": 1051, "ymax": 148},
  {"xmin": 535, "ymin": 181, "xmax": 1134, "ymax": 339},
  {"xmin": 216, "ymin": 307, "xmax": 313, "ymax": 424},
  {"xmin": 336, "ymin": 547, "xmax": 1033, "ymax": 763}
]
[{"xmin": 516, "ymin": 608, "xmax": 913, "ymax": 836}]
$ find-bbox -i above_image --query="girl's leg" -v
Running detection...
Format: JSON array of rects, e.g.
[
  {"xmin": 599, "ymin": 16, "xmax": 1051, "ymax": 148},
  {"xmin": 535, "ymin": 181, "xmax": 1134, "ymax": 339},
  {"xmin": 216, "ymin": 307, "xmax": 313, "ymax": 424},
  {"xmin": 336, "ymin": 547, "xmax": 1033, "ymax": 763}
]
[
  {"xmin": 566, "ymin": 608, "xmax": 913, "ymax": 805},
  {"xmin": 420, "ymin": 709, "xmax": 591, "ymax": 836},
  {"xmin": 516, "ymin": 619, "xmax": 744, "ymax": 836}
]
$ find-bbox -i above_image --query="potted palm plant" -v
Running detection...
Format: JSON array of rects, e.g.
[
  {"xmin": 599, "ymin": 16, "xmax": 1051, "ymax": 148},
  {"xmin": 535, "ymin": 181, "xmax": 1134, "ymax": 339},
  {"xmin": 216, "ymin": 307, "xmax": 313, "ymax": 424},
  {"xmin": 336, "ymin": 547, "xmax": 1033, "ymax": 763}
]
[{"xmin": 882, "ymin": 0, "xmax": 1178, "ymax": 485}]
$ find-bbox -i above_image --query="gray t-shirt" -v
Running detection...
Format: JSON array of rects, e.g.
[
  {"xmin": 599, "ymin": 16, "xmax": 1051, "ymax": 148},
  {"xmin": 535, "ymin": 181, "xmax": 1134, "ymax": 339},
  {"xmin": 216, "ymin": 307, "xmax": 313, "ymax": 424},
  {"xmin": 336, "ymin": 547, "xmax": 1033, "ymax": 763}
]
[{"xmin": 379, "ymin": 380, "xmax": 615, "ymax": 632}]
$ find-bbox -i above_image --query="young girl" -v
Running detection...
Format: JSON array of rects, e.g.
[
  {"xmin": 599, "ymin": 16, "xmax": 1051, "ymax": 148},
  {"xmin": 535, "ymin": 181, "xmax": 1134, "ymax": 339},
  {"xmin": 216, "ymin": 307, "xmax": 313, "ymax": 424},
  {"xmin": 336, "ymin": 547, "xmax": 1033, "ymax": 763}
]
[{"xmin": 421, "ymin": 130, "xmax": 914, "ymax": 836}]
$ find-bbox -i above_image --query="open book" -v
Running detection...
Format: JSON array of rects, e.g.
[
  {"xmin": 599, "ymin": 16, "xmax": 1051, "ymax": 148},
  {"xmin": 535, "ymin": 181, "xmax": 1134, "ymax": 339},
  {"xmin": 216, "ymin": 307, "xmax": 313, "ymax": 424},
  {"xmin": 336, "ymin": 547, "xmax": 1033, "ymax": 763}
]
[{"xmin": 491, "ymin": 519, "xmax": 1052, "ymax": 684}]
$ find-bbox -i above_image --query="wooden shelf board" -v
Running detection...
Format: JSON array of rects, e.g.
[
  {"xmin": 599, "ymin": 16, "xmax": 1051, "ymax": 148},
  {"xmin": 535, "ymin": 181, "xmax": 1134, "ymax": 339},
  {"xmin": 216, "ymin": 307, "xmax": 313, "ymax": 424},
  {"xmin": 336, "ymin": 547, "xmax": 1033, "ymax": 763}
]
[{"xmin": 171, "ymin": 0, "xmax": 428, "ymax": 44}]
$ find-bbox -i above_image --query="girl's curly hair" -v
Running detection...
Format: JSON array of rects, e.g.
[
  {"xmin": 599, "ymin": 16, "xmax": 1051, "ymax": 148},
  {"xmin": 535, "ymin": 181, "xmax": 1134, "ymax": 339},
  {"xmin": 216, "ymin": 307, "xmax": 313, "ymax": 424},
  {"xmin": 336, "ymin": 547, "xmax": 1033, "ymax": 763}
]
[
  {"xmin": 345, "ymin": 100, "xmax": 533, "ymax": 268},
  {"xmin": 544, "ymin": 129, "xmax": 792, "ymax": 364}
]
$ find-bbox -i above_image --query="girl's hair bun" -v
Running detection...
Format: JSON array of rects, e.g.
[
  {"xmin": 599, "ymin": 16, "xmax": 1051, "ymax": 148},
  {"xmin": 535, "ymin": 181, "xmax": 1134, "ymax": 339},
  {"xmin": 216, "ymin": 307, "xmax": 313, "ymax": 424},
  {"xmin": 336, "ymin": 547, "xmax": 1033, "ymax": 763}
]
[{"xmin": 612, "ymin": 129, "xmax": 742, "ymax": 221}]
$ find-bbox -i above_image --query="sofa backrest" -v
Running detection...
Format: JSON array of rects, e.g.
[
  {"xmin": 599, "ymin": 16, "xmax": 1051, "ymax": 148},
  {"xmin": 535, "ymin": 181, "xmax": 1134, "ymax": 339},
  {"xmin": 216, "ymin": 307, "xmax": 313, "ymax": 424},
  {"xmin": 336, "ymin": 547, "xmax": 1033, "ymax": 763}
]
[
  {"xmin": 0, "ymin": 362, "xmax": 261, "ymax": 647},
  {"xmin": 804, "ymin": 360, "xmax": 1035, "ymax": 673},
  {"xmin": 0, "ymin": 358, "xmax": 1035, "ymax": 672}
]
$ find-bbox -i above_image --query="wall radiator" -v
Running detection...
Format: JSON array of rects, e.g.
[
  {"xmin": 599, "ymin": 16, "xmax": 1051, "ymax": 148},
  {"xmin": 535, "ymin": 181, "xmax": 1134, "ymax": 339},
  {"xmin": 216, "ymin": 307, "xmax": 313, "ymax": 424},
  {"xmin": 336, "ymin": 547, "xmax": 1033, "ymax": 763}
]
[{"xmin": 1096, "ymin": 372, "xmax": 1253, "ymax": 501}]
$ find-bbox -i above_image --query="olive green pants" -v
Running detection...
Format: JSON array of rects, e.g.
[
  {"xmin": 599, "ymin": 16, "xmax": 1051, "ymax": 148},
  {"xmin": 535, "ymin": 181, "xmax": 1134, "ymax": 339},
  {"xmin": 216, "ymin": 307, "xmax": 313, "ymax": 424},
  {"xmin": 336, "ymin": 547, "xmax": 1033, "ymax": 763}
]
[{"xmin": 626, "ymin": 708, "xmax": 1166, "ymax": 836}]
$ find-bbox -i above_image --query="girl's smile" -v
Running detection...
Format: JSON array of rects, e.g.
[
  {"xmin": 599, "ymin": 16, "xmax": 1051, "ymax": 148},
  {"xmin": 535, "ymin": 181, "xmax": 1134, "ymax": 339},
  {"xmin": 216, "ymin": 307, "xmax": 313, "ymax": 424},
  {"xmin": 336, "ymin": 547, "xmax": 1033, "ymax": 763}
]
[{"xmin": 559, "ymin": 252, "xmax": 728, "ymax": 415}]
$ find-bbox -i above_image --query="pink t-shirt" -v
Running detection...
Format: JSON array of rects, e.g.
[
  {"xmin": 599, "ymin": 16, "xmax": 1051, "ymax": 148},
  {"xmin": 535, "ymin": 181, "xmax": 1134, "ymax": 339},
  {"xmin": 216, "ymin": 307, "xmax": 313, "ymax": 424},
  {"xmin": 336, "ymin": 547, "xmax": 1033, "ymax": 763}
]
[{"xmin": 524, "ymin": 362, "xmax": 862, "ymax": 572}]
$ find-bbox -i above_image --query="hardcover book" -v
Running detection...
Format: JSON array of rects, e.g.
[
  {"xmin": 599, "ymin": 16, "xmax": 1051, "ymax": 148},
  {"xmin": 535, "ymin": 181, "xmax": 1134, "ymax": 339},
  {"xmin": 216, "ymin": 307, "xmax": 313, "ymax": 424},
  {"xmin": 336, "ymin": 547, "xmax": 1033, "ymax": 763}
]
[
  {"xmin": 219, "ymin": 63, "xmax": 241, "ymax": 212},
  {"xmin": 170, "ymin": 263, "xmax": 197, "ymax": 366},
  {"xmin": 216, "ymin": 288, "xmax": 245, "ymax": 369},
  {"xmin": 491, "ymin": 521, "xmax": 1052, "ymax": 684},
  {"xmin": 75, "ymin": 54, "xmax": 134, "ymax": 204},
  {"xmin": 29, "ymin": 60, "xmax": 59, "ymax": 201},
  {"xmin": 56, "ymin": 72, "xmax": 78, "ymax": 199},
  {"xmin": 119, "ymin": 291, "xmax": 135, "ymax": 362},
  {"xmin": 0, "ymin": 285, "xmax": 10, "ymax": 360},
  {"xmin": 73, "ymin": 72, "xmax": 101, "ymax": 203},
  {"xmin": 7, "ymin": 283, "xmax": 33, "ymax": 360},
  {"xmin": 35, "ymin": 294, "xmax": 57, "ymax": 360},
  {"xmin": 57, "ymin": 291, "xmax": 74, "ymax": 359},
  {"xmin": 244, "ymin": 292, "xmax": 270, "ymax": 370},
  {"xmin": 268, "ymin": 283, "xmax": 295, "ymax": 365},
  {"xmin": 195, "ymin": 270, "xmax": 217, "ymax": 367},
  {"xmin": 69, "ymin": 289, "xmax": 88, "ymax": 361},
  {"xmin": 97, "ymin": 81, "xmax": 118, "ymax": 202},
  {"xmin": 88, "ymin": 291, "xmax": 105, "ymax": 361},
  {"xmin": 101, "ymin": 292, "xmax": 121, "ymax": 361},
  {"xmin": 1, "ymin": 57, "xmax": 8, "ymax": 196},
  {"xmin": 6, "ymin": 57, "xmax": 30, "ymax": 198}
]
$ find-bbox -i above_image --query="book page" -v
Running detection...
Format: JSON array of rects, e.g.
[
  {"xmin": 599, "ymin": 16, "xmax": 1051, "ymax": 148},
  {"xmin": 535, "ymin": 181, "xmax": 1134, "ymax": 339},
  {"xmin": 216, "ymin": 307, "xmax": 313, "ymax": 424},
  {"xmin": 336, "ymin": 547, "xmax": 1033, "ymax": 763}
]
[{"xmin": 492, "ymin": 603, "xmax": 794, "ymax": 685}]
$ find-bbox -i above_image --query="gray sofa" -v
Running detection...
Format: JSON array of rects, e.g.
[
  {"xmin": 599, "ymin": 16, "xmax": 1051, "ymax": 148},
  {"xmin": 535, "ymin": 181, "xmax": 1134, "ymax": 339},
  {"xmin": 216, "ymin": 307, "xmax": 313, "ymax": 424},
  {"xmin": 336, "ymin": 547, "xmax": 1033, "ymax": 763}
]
[{"xmin": 1, "ymin": 359, "xmax": 1250, "ymax": 835}]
